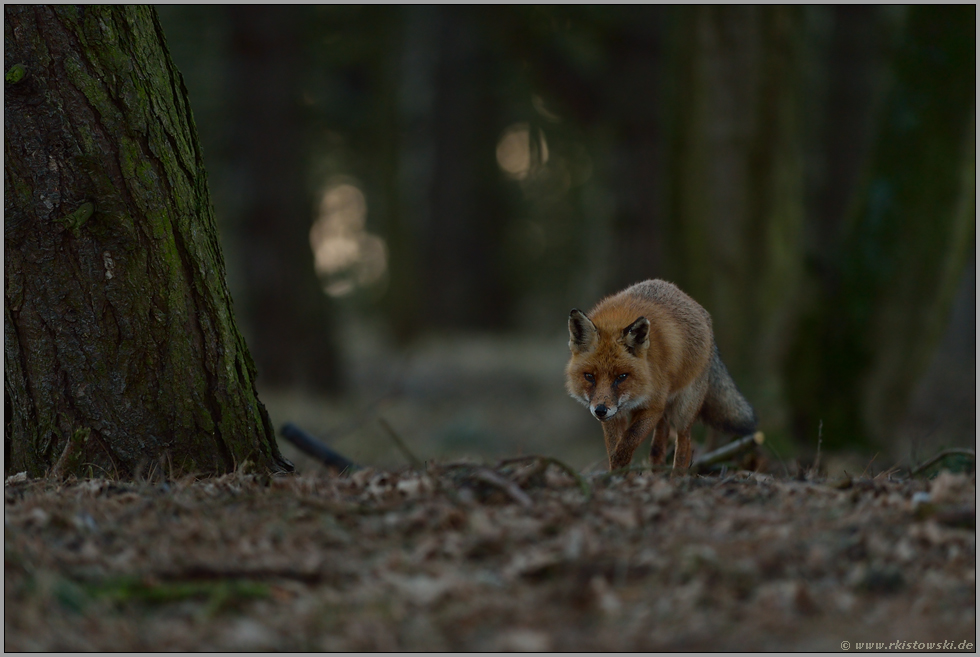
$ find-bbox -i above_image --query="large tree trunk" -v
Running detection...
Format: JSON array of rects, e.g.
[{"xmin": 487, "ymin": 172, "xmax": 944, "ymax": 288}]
[{"xmin": 4, "ymin": 5, "xmax": 292, "ymax": 478}]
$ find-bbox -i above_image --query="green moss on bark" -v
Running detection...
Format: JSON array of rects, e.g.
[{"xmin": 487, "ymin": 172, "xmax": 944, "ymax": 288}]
[{"xmin": 5, "ymin": 63, "xmax": 27, "ymax": 84}]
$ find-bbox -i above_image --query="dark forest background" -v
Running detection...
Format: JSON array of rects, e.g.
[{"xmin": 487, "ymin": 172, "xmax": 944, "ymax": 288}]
[{"xmin": 156, "ymin": 5, "xmax": 975, "ymax": 472}]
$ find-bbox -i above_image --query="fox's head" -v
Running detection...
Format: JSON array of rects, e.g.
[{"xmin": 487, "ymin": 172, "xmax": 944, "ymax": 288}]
[{"xmin": 565, "ymin": 308, "xmax": 651, "ymax": 422}]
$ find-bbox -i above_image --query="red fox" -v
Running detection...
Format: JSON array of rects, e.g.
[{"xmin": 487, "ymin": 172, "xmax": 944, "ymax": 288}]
[{"xmin": 566, "ymin": 279, "xmax": 757, "ymax": 471}]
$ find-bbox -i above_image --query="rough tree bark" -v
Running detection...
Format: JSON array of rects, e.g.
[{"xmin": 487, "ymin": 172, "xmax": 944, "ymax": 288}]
[{"xmin": 4, "ymin": 5, "xmax": 292, "ymax": 478}]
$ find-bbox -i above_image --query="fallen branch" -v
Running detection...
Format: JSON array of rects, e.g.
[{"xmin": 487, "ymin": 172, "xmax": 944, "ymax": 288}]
[
  {"xmin": 279, "ymin": 423, "xmax": 360, "ymax": 473},
  {"xmin": 470, "ymin": 468, "xmax": 533, "ymax": 507},
  {"xmin": 497, "ymin": 455, "xmax": 593, "ymax": 499},
  {"xmin": 909, "ymin": 448, "xmax": 976, "ymax": 477},
  {"xmin": 692, "ymin": 432, "xmax": 765, "ymax": 472},
  {"xmin": 508, "ymin": 458, "xmax": 548, "ymax": 487}
]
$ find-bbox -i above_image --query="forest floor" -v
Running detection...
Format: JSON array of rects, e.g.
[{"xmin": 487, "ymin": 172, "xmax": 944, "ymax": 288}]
[
  {"xmin": 5, "ymin": 328, "xmax": 975, "ymax": 650},
  {"xmin": 4, "ymin": 463, "xmax": 975, "ymax": 651}
]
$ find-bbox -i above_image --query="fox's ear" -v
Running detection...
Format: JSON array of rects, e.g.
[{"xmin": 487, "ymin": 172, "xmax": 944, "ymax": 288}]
[
  {"xmin": 620, "ymin": 316, "xmax": 650, "ymax": 355},
  {"xmin": 568, "ymin": 309, "xmax": 598, "ymax": 353}
]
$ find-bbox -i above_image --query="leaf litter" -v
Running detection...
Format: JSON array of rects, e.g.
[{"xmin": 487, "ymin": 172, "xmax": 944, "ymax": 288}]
[{"xmin": 4, "ymin": 462, "xmax": 975, "ymax": 651}]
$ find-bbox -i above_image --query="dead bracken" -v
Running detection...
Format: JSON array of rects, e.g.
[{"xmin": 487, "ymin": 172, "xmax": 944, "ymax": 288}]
[{"xmin": 4, "ymin": 464, "xmax": 975, "ymax": 651}]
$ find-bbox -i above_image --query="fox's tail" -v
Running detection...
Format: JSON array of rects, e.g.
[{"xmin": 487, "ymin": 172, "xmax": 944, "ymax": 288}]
[{"xmin": 699, "ymin": 344, "xmax": 758, "ymax": 435}]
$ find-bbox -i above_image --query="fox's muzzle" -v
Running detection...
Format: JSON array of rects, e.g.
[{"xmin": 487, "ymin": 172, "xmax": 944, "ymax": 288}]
[{"xmin": 591, "ymin": 404, "xmax": 616, "ymax": 421}]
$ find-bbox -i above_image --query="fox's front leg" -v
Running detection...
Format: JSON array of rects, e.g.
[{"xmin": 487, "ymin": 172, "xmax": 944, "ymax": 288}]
[
  {"xmin": 606, "ymin": 407, "xmax": 663, "ymax": 470},
  {"xmin": 673, "ymin": 427, "xmax": 693, "ymax": 470},
  {"xmin": 601, "ymin": 415, "xmax": 629, "ymax": 468},
  {"xmin": 649, "ymin": 416, "xmax": 672, "ymax": 465}
]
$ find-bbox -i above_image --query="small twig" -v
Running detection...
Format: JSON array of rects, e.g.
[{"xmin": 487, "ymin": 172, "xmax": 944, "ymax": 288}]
[
  {"xmin": 510, "ymin": 459, "xmax": 548, "ymax": 487},
  {"xmin": 713, "ymin": 473, "xmax": 737, "ymax": 487},
  {"xmin": 297, "ymin": 348, "xmax": 417, "ymax": 451},
  {"xmin": 415, "ymin": 462, "xmax": 469, "ymax": 505},
  {"xmin": 874, "ymin": 464, "xmax": 902, "ymax": 481},
  {"xmin": 92, "ymin": 432, "xmax": 122, "ymax": 481},
  {"xmin": 377, "ymin": 417, "xmax": 424, "ymax": 471},
  {"xmin": 583, "ymin": 458, "xmax": 607, "ymax": 474},
  {"xmin": 909, "ymin": 448, "xmax": 976, "ymax": 477},
  {"xmin": 860, "ymin": 452, "xmax": 880, "ymax": 479},
  {"xmin": 430, "ymin": 461, "xmax": 532, "ymax": 505},
  {"xmin": 49, "ymin": 433, "xmax": 84, "ymax": 481},
  {"xmin": 910, "ymin": 421, "xmax": 942, "ymax": 467},
  {"xmin": 471, "ymin": 468, "xmax": 533, "ymax": 507},
  {"xmin": 81, "ymin": 462, "xmax": 112, "ymax": 479},
  {"xmin": 764, "ymin": 440, "xmax": 792, "ymax": 478},
  {"xmin": 813, "ymin": 420, "xmax": 823, "ymax": 475},
  {"xmin": 497, "ymin": 455, "xmax": 593, "ymax": 499},
  {"xmin": 692, "ymin": 432, "xmax": 765, "ymax": 471}
]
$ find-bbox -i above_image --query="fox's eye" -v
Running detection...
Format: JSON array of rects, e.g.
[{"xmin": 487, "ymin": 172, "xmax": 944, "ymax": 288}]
[
  {"xmin": 584, "ymin": 373, "xmax": 595, "ymax": 383},
  {"xmin": 616, "ymin": 373, "xmax": 629, "ymax": 382}
]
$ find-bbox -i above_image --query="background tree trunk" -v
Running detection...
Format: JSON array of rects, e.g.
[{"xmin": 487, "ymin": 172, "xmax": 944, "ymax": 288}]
[
  {"xmin": 605, "ymin": 5, "xmax": 666, "ymax": 292},
  {"xmin": 418, "ymin": 7, "xmax": 511, "ymax": 332},
  {"xmin": 663, "ymin": 6, "xmax": 808, "ymax": 445},
  {"xmin": 785, "ymin": 5, "xmax": 975, "ymax": 450},
  {"xmin": 4, "ymin": 5, "xmax": 291, "ymax": 478},
  {"xmin": 224, "ymin": 6, "xmax": 342, "ymax": 392}
]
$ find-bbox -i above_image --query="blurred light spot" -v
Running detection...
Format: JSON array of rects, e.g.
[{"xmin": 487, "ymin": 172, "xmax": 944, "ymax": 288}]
[
  {"xmin": 497, "ymin": 123, "xmax": 532, "ymax": 180},
  {"xmin": 497, "ymin": 123, "xmax": 549, "ymax": 180},
  {"xmin": 316, "ymin": 183, "xmax": 367, "ymax": 235},
  {"xmin": 496, "ymin": 123, "xmax": 550, "ymax": 181},
  {"xmin": 309, "ymin": 182, "xmax": 388, "ymax": 298}
]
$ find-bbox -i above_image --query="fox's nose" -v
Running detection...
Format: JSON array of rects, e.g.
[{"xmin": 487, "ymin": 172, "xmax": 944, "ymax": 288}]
[{"xmin": 593, "ymin": 404, "xmax": 608, "ymax": 419}]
